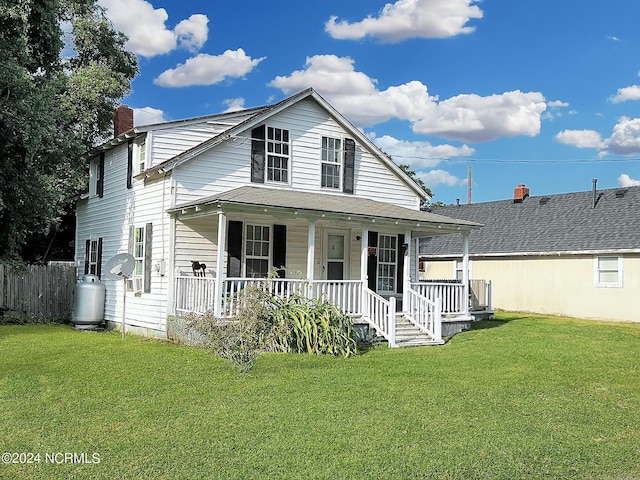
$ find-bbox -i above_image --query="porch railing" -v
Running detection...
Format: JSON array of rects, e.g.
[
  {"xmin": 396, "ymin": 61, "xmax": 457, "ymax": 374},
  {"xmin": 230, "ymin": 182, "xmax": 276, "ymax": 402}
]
[
  {"xmin": 411, "ymin": 281, "xmax": 466, "ymax": 315},
  {"xmin": 405, "ymin": 288, "xmax": 442, "ymax": 342},
  {"xmin": 174, "ymin": 276, "xmax": 216, "ymax": 315},
  {"xmin": 311, "ymin": 280, "xmax": 363, "ymax": 315},
  {"xmin": 362, "ymin": 287, "xmax": 396, "ymax": 347}
]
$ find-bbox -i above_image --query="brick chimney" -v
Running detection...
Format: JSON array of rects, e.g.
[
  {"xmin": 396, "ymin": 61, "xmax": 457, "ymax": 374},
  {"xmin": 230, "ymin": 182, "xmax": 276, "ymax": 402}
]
[
  {"xmin": 513, "ymin": 184, "xmax": 530, "ymax": 203},
  {"xmin": 113, "ymin": 105, "xmax": 134, "ymax": 137}
]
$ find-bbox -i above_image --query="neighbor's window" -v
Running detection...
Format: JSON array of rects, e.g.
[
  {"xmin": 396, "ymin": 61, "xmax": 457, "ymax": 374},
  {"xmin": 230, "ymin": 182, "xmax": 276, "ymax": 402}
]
[
  {"xmin": 377, "ymin": 234, "xmax": 397, "ymax": 292},
  {"xmin": 595, "ymin": 255, "xmax": 622, "ymax": 287},
  {"xmin": 266, "ymin": 127, "xmax": 289, "ymax": 183},
  {"xmin": 321, "ymin": 136, "xmax": 342, "ymax": 189},
  {"xmin": 245, "ymin": 224, "xmax": 270, "ymax": 278}
]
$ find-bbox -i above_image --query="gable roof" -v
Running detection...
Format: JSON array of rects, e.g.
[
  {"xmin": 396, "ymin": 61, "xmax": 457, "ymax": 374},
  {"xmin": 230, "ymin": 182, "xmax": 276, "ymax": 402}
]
[
  {"xmin": 169, "ymin": 185, "xmax": 481, "ymax": 235},
  {"xmin": 420, "ymin": 185, "xmax": 640, "ymax": 256},
  {"xmin": 137, "ymin": 88, "xmax": 430, "ymax": 200}
]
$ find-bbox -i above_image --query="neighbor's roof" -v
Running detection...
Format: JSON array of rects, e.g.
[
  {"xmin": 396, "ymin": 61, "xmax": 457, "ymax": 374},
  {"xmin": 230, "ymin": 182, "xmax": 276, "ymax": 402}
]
[
  {"xmin": 420, "ymin": 185, "xmax": 640, "ymax": 256},
  {"xmin": 169, "ymin": 186, "xmax": 482, "ymax": 234}
]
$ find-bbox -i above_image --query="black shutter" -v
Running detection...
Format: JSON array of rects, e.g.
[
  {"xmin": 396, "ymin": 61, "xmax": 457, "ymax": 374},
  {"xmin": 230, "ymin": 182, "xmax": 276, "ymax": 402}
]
[
  {"xmin": 343, "ymin": 138, "xmax": 355, "ymax": 194},
  {"xmin": 127, "ymin": 140, "xmax": 133, "ymax": 189},
  {"xmin": 227, "ymin": 221, "xmax": 243, "ymax": 277},
  {"xmin": 396, "ymin": 234, "xmax": 404, "ymax": 294},
  {"xmin": 251, "ymin": 125, "xmax": 266, "ymax": 183},
  {"xmin": 273, "ymin": 224, "xmax": 287, "ymax": 278},
  {"xmin": 96, "ymin": 238, "xmax": 103, "ymax": 279},
  {"xmin": 144, "ymin": 223, "xmax": 152, "ymax": 293},
  {"xmin": 367, "ymin": 231, "xmax": 378, "ymax": 291},
  {"xmin": 84, "ymin": 239, "xmax": 90, "ymax": 275},
  {"xmin": 98, "ymin": 153, "xmax": 105, "ymax": 198}
]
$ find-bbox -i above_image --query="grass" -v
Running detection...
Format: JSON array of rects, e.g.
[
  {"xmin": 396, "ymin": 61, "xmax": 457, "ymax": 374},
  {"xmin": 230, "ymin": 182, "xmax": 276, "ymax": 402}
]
[{"xmin": 1, "ymin": 312, "xmax": 639, "ymax": 479}]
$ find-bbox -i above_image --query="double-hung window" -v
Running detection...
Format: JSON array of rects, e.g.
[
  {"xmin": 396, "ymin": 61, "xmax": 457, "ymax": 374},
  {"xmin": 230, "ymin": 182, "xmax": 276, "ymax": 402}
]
[
  {"xmin": 245, "ymin": 224, "xmax": 270, "ymax": 278},
  {"xmin": 131, "ymin": 226, "xmax": 145, "ymax": 291},
  {"xmin": 377, "ymin": 234, "xmax": 397, "ymax": 292},
  {"xmin": 134, "ymin": 138, "xmax": 147, "ymax": 175},
  {"xmin": 266, "ymin": 127, "xmax": 289, "ymax": 183},
  {"xmin": 594, "ymin": 255, "xmax": 622, "ymax": 287},
  {"xmin": 321, "ymin": 136, "xmax": 342, "ymax": 189}
]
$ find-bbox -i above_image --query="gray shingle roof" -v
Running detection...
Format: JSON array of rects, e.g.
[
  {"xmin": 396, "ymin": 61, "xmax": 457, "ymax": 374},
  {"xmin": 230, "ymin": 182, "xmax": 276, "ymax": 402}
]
[
  {"xmin": 171, "ymin": 186, "xmax": 482, "ymax": 233},
  {"xmin": 420, "ymin": 185, "xmax": 640, "ymax": 256}
]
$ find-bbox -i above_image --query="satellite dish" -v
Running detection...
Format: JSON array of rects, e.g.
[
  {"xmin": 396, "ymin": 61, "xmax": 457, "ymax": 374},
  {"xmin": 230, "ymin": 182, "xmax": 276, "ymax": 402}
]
[
  {"xmin": 103, "ymin": 253, "xmax": 135, "ymax": 341},
  {"xmin": 104, "ymin": 253, "xmax": 135, "ymax": 281}
]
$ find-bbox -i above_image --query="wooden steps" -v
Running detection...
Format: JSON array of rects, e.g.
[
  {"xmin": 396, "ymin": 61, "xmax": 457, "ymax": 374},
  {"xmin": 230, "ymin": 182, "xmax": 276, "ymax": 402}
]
[{"xmin": 393, "ymin": 315, "xmax": 444, "ymax": 347}]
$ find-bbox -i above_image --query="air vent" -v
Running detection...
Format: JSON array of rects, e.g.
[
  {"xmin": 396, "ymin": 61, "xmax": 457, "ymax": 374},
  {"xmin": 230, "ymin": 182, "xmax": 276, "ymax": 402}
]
[
  {"xmin": 539, "ymin": 196, "xmax": 550, "ymax": 205},
  {"xmin": 615, "ymin": 188, "xmax": 628, "ymax": 198}
]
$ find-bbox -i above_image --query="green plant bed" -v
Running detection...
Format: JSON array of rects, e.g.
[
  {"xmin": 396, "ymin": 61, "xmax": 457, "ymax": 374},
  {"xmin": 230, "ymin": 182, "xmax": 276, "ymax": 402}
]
[{"xmin": 1, "ymin": 313, "xmax": 640, "ymax": 479}]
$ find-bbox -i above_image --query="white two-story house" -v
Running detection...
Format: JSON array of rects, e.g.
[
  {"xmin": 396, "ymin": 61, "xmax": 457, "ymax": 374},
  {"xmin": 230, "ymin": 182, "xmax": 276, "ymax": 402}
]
[{"xmin": 75, "ymin": 88, "xmax": 481, "ymax": 346}]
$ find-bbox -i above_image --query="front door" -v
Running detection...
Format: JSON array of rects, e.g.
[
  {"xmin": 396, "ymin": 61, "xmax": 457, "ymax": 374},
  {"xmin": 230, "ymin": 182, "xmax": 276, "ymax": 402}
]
[{"xmin": 325, "ymin": 231, "xmax": 348, "ymax": 280}]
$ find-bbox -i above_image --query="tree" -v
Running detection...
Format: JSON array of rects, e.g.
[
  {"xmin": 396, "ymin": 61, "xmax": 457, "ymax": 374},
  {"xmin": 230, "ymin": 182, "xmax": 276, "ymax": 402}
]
[
  {"xmin": 397, "ymin": 163, "xmax": 434, "ymax": 198},
  {"xmin": 0, "ymin": 0, "xmax": 138, "ymax": 261}
]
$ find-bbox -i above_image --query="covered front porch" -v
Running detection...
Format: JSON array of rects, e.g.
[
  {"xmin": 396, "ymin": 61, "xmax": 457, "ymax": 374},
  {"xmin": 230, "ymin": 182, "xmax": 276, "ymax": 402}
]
[{"xmin": 168, "ymin": 186, "xmax": 481, "ymax": 347}]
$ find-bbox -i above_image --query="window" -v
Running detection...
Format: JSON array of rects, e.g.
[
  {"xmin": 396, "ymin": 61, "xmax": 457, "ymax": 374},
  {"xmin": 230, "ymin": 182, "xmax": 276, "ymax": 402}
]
[
  {"xmin": 595, "ymin": 255, "xmax": 622, "ymax": 287},
  {"xmin": 266, "ymin": 127, "xmax": 289, "ymax": 183},
  {"xmin": 133, "ymin": 226, "xmax": 145, "ymax": 285},
  {"xmin": 134, "ymin": 137, "xmax": 147, "ymax": 175},
  {"xmin": 245, "ymin": 224, "xmax": 270, "ymax": 278},
  {"xmin": 321, "ymin": 136, "xmax": 342, "ymax": 189},
  {"xmin": 88, "ymin": 160, "xmax": 99, "ymax": 197},
  {"xmin": 84, "ymin": 238, "xmax": 102, "ymax": 277},
  {"xmin": 377, "ymin": 234, "xmax": 397, "ymax": 292}
]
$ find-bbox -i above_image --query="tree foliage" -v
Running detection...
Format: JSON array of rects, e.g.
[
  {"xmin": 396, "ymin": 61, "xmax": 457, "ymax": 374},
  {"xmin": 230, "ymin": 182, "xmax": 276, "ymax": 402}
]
[{"xmin": 0, "ymin": 0, "xmax": 138, "ymax": 261}]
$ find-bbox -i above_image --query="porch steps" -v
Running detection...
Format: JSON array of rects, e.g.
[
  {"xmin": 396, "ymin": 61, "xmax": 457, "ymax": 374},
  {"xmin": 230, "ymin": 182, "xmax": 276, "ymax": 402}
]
[{"xmin": 394, "ymin": 315, "xmax": 444, "ymax": 347}]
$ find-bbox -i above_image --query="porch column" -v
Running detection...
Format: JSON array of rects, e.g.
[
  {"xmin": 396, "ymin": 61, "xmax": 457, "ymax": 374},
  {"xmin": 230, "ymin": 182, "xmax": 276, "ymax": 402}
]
[
  {"xmin": 214, "ymin": 211, "xmax": 226, "ymax": 317},
  {"xmin": 462, "ymin": 232, "xmax": 470, "ymax": 318},
  {"xmin": 360, "ymin": 226, "xmax": 369, "ymax": 317},
  {"xmin": 306, "ymin": 220, "xmax": 316, "ymax": 283},
  {"xmin": 402, "ymin": 229, "xmax": 412, "ymax": 310}
]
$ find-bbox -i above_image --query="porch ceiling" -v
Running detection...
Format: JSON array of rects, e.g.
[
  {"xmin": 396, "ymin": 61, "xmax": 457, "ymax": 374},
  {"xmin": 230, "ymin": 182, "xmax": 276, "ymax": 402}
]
[{"xmin": 169, "ymin": 186, "xmax": 482, "ymax": 235}]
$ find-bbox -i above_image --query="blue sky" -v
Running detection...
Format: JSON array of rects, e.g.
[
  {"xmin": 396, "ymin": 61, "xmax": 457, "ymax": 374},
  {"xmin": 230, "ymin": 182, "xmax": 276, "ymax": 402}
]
[{"xmin": 98, "ymin": 0, "xmax": 640, "ymax": 204}]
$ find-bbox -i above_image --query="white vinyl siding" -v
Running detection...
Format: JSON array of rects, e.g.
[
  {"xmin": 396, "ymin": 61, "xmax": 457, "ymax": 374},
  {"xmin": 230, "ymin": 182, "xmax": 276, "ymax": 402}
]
[
  {"xmin": 594, "ymin": 255, "xmax": 622, "ymax": 287},
  {"xmin": 173, "ymin": 98, "xmax": 421, "ymax": 209}
]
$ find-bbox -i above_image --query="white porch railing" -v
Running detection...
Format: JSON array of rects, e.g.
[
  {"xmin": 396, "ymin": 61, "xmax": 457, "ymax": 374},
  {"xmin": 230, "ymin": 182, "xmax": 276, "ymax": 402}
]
[
  {"xmin": 405, "ymin": 288, "xmax": 442, "ymax": 342},
  {"xmin": 411, "ymin": 281, "xmax": 466, "ymax": 315},
  {"xmin": 174, "ymin": 276, "xmax": 216, "ymax": 315},
  {"xmin": 362, "ymin": 287, "xmax": 396, "ymax": 347},
  {"xmin": 311, "ymin": 280, "xmax": 363, "ymax": 315}
]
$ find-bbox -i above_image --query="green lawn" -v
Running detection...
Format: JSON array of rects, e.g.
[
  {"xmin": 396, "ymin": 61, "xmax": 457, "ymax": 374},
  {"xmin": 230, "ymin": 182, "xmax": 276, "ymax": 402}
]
[{"xmin": 1, "ymin": 312, "xmax": 639, "ymax": 479}]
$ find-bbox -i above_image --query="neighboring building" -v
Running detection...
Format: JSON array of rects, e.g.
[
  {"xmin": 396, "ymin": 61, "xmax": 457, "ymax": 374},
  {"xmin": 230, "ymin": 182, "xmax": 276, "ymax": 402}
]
[
  {"xmin": 420, "ymin": 182, "xmax": 640, "ymax": 323},
  {"xmin": 75, "ymin": 88, "xmax": 481, "ymax": 345}
]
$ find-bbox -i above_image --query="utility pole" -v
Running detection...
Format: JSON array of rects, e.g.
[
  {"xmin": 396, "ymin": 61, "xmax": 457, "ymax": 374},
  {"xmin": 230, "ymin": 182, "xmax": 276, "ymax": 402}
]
[{"xmin": 467, "ymin": 165, "xmax": 472, "ymax": 204}]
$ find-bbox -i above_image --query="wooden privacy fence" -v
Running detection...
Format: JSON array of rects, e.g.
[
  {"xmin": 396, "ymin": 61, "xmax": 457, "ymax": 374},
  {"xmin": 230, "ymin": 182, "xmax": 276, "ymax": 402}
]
[{"xmin": 0, "ymin": 263, "xmax": 77, "ymax": 320}]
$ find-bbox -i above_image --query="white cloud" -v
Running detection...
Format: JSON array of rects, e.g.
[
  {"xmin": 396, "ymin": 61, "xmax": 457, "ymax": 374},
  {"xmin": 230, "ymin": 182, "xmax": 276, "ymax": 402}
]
[
  {"xmin": 555, "ymin": 129, "xmax": 604, "ymax": 149},
  {"xmin": 610, "ymin": 85, "xmax": 640, "ymax": 104},
  {"xmin": 371, "ymin": 134, "xmax": 474, "ymax": 168},
  {"xmin": 270, "ymin": 55, "xmax": 547, "ymax": 143},
  {"xmin": 605, "ymin": 117, "xmax": 640, "ymax": 154},
  {"xmin": 618, "ymin": 174, "xmax": 640, "ymax": 187},
  {"xmin": 556, "ymin": 118, "xmax": 640, "ymax": 155},
  {"xmin": 175, "ymin": 14, "xmax": 209, "ymax": 53},
  {"xmin": 417, "ymin": 169, "xmax": 464, "ymax": 187},
  {"xmin": 223, "ymin": 98, "xmax": 246, "ymax": 112},
  {"xmin": 325, "ymin": 0, "xmax": 483, "ymax": 42},
  {"xmin": 154, "ymin": 49, "xmax": 265, "ymax": 87},
  {"xmin": 99, "ymin": 0, "xmax": 208, "ymax": 57},
  {"xmin": 412, "ymin": 91, "xmax": 547, "ymax": 142},
  {"xmin": 548, "ymin": 100, "xmax": 569, "ymax": 108},
  {"xmin": 133, "ymin": 107, "xmax": 167, "ymax": 126}
]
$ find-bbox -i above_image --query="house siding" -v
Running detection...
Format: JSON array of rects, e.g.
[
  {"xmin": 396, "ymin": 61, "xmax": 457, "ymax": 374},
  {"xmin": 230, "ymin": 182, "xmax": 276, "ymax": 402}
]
[
  {"xmin": 423, "ymin": 254, "xmax": 640, "ymax": 323},
  {"xmin": 75, "ymin": 143, "xmax": 171, "ymax": 336},
  {"xmin": 172, "ymin": 98, "xmax": 420, "ymax": 209}
]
